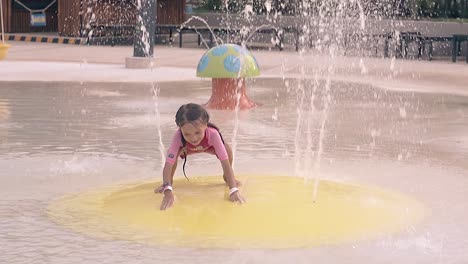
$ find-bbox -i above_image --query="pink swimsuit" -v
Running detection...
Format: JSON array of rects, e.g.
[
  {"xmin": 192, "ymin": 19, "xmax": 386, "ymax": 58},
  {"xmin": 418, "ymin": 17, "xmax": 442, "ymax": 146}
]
[{"xmin": 165, "ymin": 127, "xmax": 228, "ymax": 164}]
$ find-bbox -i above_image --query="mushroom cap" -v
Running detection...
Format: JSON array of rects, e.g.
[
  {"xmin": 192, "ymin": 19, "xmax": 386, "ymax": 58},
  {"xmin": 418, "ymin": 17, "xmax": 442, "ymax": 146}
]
[{"xmin": 196, "ymin": 44, "xmax": 260, "ymax": 78}]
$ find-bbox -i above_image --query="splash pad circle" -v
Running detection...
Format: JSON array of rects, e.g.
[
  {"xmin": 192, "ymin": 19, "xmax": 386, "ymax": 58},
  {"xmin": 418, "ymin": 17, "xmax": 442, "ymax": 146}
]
[{"xmin": 48, "ymin": 175, "xmax": 425, "ymax": 248}]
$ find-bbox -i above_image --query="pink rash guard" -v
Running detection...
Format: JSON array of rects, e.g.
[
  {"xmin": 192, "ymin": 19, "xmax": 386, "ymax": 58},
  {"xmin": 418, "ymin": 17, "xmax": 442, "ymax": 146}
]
[{"xmin": 165, "ymin": 126, "xmax": 228, "ymax": 164}]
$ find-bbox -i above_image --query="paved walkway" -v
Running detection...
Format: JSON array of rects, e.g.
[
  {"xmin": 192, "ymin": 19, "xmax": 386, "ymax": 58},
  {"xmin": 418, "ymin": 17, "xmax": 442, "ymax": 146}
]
[{"xmin": 1, "ymin": 41, "xmax": 467, "ymax": 96}]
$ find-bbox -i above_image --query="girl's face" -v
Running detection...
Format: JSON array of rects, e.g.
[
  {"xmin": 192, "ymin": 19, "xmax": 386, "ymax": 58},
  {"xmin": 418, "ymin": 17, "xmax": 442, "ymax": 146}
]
[{"xmin": 180, "ymin": 121, "xmax": 207, "ymax": 146}]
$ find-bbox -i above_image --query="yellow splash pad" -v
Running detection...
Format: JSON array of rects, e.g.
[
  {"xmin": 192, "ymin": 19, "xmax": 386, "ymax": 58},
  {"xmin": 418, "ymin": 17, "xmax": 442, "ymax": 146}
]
[{"xmin": 48, "ymin": 176, "xmax": 425, "ymax": 248}]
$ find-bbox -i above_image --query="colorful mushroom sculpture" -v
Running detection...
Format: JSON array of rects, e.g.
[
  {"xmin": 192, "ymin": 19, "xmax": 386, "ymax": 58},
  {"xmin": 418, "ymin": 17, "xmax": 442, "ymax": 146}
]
[{"xmin": 196, "ymin": 44, "xmax": 260, "ymax": 110}]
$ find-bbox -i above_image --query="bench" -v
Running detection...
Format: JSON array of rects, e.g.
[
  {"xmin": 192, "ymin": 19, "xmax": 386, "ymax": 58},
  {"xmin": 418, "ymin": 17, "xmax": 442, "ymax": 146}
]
[
  {"xmin": 451, "ymin": 34, "xmax": 468, "ymax": 63},
  {"xmin": 418, "ymin": 34, "xmax": 467, "ymax": 63},
  {"xmin": 84, "ymin": 22, "xmax": 301, "ymax": 51},
  {"xmin": 176, "ymin": 25, "xmax": 300, "ymax": 51},
  {"xmin": 422, "ymin": 36, "xmax": 453, "ymax": 61},
  {"xmin": 383, "ymin": 31, "xmax": 425, "ymax": 59},
  {"xmin": 382, "ymin": 32, "xmax": 467, "ymax": 63},
  {"xmin": 86, "ymin": 24, "xmax": 134, "ymax": 45}
]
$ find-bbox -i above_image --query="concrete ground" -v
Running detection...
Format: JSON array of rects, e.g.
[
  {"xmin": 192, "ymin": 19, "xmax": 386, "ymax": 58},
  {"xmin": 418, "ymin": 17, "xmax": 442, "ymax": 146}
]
[{"xmin": 1, "ymin": 41, "xmax": 467, "ymax": 95}]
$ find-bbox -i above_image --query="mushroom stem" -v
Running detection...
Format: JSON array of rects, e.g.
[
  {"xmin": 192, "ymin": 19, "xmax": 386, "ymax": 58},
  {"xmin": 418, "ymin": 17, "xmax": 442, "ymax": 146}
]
[{"xmin": 205, "ymin": 78, "xmax": 258, "ymax": 110}]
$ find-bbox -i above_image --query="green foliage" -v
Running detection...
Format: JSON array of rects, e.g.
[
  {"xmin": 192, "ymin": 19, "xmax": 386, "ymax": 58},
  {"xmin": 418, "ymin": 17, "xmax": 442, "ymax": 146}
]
[
  {"xmin": 203, "ymin": 0, "xmax": 223, "ymax": 11},
  {"xmin": 200, "ymin": 0, "xmax": 467, "ymax": 19}
]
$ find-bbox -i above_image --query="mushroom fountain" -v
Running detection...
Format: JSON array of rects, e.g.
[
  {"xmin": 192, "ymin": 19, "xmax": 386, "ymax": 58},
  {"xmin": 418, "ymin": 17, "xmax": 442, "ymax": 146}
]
[{"xmin": 196, "ymin": 44, "xmax": 260, "ymax": 110}]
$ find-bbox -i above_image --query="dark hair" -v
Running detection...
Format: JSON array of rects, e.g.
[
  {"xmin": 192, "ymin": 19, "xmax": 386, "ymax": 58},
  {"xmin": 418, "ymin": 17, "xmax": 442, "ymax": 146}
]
[
  {"xmin": 175, "ymin": 103, "xmax": 210, "ymax": 128},
  {"xmin": 175, "ymin": 103, "xmax": 224, "ymax": 180}
]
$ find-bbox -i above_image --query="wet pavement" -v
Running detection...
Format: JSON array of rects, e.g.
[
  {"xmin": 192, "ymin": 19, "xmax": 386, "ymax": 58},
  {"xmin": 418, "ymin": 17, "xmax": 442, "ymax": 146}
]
[{"xmin": 0, "ymin": 74, "xmax": 467, "ymax": 262}]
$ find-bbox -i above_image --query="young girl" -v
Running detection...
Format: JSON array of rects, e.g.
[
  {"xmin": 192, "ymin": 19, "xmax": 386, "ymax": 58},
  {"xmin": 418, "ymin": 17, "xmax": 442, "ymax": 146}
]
[{"xmin": 155, "ymin": 103, "xmax": 245, "ymax": 210}]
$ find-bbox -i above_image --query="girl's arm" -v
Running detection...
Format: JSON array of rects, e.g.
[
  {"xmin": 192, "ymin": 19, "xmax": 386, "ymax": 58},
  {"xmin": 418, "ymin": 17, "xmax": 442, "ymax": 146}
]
[
  {"xmin": 221, "ymin": 159, "xmax": 245, "ymax": 203},
  {"xmin": 209, "ymin": 129, "xmax": 245, "ymax": 203},
  {"xmin": 221, "ymin": 159, "xmax": 237, "ymax": 189},
  {"xmin": 159, "ymin": 162, "xmax": 175, "ymax": 210},
  {"xmin": 162, "ymin": 162, "xmax": 174, "ymax": 186},
  {"xmin": 155, "ymin": 131, "xmax": 181, "ymax": 194},
  {"xmin": 156, "ymin": 131, "xmax": 182, "ymax": 210}
]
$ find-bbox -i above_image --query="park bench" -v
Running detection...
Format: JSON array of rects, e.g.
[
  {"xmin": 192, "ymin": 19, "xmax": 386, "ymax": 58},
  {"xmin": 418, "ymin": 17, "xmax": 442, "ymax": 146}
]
[
  {"xmin": 451, "ymin": 34, "xmax": 468, "ymax": 63},
  {"xmin": 382, "ymin": 32, "xmax": 467, "ymax": 63},
  {"xmin": 175, "ymin": 24, "xmax": 300, "ymax": 51},
  {"xmin": 84, "ymin": 23, "xmax": 467, "ymax": 64},
  {"xmin": 87, "ymin": 23, "xmax": 299, "ymax": 51},
  {"xmin": 86, "ymin": 24, "xmax": 134, "ymax": 45},
  {"xmin": 420, "ymin": 34, "xmax": 467, "ymax": 63},
  {"xmin": 383, "ymin": 31, "xmax": 425, "ymax": 59}
]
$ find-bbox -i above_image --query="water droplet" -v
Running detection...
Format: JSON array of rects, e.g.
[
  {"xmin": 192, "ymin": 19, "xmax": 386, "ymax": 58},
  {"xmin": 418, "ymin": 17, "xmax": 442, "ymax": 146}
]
[{"xmin": 399, "ymin": 107, "xmax": 407, "ymax": 118}]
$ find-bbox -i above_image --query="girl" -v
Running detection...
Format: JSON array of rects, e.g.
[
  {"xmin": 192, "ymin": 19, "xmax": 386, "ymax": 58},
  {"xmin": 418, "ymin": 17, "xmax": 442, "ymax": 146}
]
[{"xmin": 155, "ymin": 103, "xmax": 245, "ymax": 210}]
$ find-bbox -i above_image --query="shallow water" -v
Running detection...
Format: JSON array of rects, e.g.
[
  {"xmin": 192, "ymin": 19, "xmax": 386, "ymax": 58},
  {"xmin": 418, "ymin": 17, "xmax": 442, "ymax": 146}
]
[{"xmin": 1, "ymin": 79, "xmax": 468, "ymax": 263}]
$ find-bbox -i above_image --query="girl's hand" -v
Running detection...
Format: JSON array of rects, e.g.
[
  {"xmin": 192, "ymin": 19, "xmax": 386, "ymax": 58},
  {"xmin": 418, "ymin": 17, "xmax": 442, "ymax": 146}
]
[
  {"xmin": 155, "ymin": 183, "xmax": 171, "ymax": 194},
  {"xmin": 160, "ymin": 190, "xmax": 175, "ymax": 210},
  {"xmin": 154, "ymin": 184, "xmax": 165, "ymax": 193},
  {"xmin": 229, "ymin": 191, "xmax": 245, "ymax": 204}
]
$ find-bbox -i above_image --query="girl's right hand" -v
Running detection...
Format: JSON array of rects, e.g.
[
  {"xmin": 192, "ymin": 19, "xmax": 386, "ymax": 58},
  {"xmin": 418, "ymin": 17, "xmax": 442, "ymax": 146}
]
[
  {"xmin": 229, "ymin": 191, "xmax": 246, "ymax": 204},
  {"xmin": 160, "ymin": 190, "xmax": 175, "ymax": 210}
]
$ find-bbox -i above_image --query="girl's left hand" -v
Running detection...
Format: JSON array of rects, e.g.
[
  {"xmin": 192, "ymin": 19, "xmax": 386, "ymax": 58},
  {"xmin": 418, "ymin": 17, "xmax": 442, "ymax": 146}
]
[
  {"xmin": 229, "ymin": 191, "xmax": 246, "ymax": 204},
  {"xmin": 154, "ymin": 184, "xmax": 165, "ymax": 193}
]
